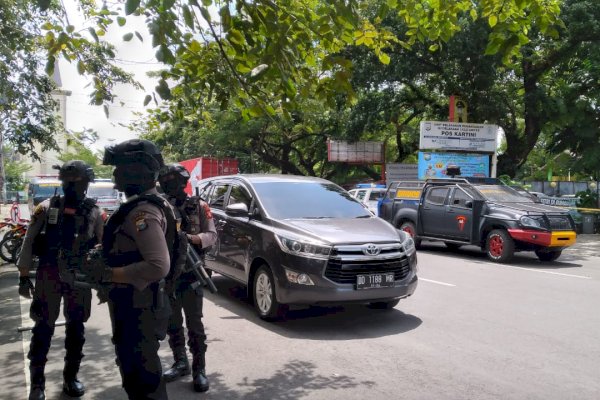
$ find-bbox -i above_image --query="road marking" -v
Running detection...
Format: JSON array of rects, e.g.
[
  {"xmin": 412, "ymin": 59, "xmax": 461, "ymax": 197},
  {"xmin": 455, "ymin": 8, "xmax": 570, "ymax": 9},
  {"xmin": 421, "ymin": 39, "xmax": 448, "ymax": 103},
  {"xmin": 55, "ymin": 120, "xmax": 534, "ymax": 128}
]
[
  {"xmin": 498, "ymin": 265, "xmax": 592, "ymax": 279},
  {"xmin": 18, "ymin": 293, "xmax": 31, "ymax": 395},
  {"xmin": 419, "ymin": 278, "xmax": 456, "ymax": 287}
]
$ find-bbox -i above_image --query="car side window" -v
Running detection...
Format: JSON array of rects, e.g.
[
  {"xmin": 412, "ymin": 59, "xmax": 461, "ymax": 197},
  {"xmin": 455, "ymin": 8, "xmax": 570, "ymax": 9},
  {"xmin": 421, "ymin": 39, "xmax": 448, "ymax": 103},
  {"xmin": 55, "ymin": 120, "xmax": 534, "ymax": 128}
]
[
  {"xmin": 206, "ymin": 183, "xmax": 229, "ymax": 210},
  {"xmin": 356, "ymin": 190, "xmax": 367, "ymax": 201},
  {"xmin": 228, "ymin": 184, "xmax": 252, "ymax": 209},
  {"xmin": 426, "ymin": 187, "xmax": 449, "ymax": 205},
  {"xmin": 450, "ymin": 188, "xmax": 472, "ymax": 208}
]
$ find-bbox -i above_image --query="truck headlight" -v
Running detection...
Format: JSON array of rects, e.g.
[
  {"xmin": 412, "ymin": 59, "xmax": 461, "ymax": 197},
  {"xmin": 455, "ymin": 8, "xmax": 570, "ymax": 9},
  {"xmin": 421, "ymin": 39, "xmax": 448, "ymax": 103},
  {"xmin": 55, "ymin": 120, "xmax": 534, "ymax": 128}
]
[
  {"xmin": 275, "ymin": 235, "xmax": 331, "ymax": 259},
  {"xmin": 520, "ymin": 216, "xmax": 543, "ymax": 229}
]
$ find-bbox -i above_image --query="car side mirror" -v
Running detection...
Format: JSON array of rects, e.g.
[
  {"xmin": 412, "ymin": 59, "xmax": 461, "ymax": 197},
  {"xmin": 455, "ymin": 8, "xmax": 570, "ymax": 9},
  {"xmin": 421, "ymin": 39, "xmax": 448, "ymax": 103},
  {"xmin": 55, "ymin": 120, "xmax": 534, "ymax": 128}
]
[
  {"xmin": 225, "ymin": 202, "xmax": 249, "ymax": 217},
  {"xmin": 465, "ymin": 200, "xmax": 473, "ymax": 209}
]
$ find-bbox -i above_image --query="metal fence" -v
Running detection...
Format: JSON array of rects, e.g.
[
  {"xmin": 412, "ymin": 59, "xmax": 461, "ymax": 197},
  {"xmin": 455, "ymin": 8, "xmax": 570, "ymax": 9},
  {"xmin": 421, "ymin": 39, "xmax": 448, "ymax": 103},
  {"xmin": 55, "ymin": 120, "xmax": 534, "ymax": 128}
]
[{"xmin": 528, "ymin": 181, "xmax": 599, "ymax": 197}]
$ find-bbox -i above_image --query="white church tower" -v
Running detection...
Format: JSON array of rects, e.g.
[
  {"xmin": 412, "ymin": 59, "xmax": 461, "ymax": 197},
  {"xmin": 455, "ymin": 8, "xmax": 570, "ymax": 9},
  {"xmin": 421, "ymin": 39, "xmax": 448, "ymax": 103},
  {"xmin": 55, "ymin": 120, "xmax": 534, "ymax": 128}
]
[{"xmin": 24, "ymin": 66, "xmax": 72, "ymax": 178}]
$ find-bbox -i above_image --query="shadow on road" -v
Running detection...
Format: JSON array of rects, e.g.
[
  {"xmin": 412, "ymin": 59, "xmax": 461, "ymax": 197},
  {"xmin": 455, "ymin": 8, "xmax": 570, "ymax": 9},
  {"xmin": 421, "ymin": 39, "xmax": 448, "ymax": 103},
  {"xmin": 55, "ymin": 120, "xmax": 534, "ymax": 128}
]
[
  {"xmin": 417, "ymin": 240, "xmax": 586, "ymax": 270},
  {"xmin": 168, "ymin": 359, "xmax": 375, "ymax": 399},
  {"xmin": 205, "ymin": 275, "xmax": 422, "ymax": 341}
]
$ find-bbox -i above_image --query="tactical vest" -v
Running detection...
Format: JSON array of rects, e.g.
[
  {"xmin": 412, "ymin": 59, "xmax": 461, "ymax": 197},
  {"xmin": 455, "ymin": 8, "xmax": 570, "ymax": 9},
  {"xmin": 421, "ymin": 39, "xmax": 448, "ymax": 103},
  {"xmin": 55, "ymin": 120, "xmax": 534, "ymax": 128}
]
[
  {"xmin": 180, "ymin": 196, "xmax": 205, "ymax": 236},
  {"xmin": 35, "ymin": 196, "xmax": 97, "ymax": 266},
  {"xmin": 102, "ymin": 193, "xmax": 185, "ymax": 290}
]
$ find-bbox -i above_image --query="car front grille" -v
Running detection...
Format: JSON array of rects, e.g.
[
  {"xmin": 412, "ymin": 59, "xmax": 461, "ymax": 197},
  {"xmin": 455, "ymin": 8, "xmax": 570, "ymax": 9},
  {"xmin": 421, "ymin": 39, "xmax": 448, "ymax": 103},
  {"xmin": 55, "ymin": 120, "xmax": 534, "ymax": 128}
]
[
  {"xmin": 546, "ymin": 215, "xmax": 573, "ymax": 231},
  {"xmin": 324, "ymin": 243, "xmax": 411, "ymax": 284}
]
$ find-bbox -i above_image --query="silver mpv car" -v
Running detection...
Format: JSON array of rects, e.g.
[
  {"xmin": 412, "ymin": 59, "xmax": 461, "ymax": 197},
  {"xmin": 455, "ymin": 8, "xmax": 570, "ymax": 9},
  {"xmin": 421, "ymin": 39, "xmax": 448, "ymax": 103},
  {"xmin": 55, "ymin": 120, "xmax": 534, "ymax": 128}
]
[{"xmin": 197, "ymin": 174, "xmax": 418, "ymax": 320}]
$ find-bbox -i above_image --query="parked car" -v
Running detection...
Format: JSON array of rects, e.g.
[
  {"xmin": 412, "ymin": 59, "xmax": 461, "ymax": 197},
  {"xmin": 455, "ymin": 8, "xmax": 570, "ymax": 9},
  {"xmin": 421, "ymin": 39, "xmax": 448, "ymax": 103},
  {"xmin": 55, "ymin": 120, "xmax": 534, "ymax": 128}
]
[
  {"xmin": 196, "ymin": 174, "xmax": 418, "ymax": 320},
  {"xmin": 348, "ymin": 185, "xmax": 387, "ymax": 216}
]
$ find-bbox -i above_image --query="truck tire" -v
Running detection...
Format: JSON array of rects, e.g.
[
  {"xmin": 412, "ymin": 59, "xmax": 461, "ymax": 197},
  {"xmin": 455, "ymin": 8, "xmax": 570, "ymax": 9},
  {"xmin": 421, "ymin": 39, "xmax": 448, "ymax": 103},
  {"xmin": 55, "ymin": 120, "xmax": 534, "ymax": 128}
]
[
  {"xmin": 485, "ymin": 229, "xmax": 515, "ymax": 263},
  {"xmin": 535, "ymin": 250, "xmax": 562, "ymax": 262},
  {"xmin": 399, "ymin": 221, "xmax": 421, "ymax": 248}
]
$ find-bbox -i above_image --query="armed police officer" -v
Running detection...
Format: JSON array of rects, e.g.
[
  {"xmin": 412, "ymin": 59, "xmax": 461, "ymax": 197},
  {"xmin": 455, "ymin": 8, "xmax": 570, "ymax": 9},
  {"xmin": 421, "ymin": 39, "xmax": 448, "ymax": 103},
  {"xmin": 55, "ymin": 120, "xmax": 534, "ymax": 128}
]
[
  {"xmin": 97, "ymin": 139, "xmax": 179, "ymax": 400},
  {"xmin": 158, "ymin": 164, "xmax": 217, "ymax": 392},
  {"xmin": 17, "ymin": 160, "xmax": 103, "ymax": 400}
]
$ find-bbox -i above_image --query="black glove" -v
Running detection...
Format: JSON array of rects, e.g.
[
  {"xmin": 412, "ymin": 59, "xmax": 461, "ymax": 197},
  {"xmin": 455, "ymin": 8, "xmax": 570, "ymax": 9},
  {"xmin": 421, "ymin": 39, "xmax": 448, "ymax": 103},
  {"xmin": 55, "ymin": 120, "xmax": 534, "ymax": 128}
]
[
  {"xmin": 88, "ymin": 266, "xmax": 113, "ymax": 285},
  {"xmin": 18, "ymin": 276, "xmax": 34, "ymax": 299}
]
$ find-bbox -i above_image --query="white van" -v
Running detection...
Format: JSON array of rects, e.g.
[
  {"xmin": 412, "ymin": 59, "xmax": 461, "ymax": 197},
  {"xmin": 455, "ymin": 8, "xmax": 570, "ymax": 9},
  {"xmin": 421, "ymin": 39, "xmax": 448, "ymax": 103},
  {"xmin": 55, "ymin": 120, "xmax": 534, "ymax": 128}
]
[
  {"xmin": 348, "ymin": 186, "xmax": 387, "ymax": 216},
  {"xmin": 87, "ymin": 180, "xmax": 121, "ymax": 215}
]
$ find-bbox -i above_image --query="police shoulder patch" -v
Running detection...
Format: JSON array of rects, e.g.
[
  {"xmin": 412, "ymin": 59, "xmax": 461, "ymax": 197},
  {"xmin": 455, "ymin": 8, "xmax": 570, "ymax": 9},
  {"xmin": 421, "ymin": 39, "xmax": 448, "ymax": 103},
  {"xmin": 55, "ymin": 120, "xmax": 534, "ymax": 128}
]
[
  {"xmin": 201, "ymin": 202, "xmax": 213, "ymax": 220},
  {"xmin": 33, "ymin": 204, "xmax": 45, "ymax": 216},
  {"xmin": 134, "ymin": 212, "xmax": 148, "ymax": 231}
]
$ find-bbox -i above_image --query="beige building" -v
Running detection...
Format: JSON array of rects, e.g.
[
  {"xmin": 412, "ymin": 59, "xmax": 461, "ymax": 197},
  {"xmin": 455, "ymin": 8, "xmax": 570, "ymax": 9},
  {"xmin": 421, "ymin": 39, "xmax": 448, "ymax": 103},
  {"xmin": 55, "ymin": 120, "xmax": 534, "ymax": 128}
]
[{"xmin": 23, "ymin": 66, "xmax": 72, "ymax": 178}]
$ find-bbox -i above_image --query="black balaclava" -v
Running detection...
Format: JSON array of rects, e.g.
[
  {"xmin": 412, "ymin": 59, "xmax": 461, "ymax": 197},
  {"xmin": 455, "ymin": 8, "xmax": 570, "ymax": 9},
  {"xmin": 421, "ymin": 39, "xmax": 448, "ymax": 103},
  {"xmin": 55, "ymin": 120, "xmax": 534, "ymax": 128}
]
[
  {"xmin": 114, "ymin": 163, "xmax": 156, "ymax": 197},
  {"xmin": 62, "ymin": 180, "xmax": 88, "ymax": 206},
  {"xmin": 160, "ymin": 174, "xmax": 187, "ymax": 205}
]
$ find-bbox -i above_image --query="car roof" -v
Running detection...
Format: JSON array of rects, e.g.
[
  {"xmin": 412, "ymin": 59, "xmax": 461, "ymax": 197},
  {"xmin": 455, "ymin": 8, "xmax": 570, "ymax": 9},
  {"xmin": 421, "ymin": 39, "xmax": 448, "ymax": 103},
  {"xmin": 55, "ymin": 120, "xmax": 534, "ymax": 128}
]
[{"xmin": 203, "ymin": 174, "xmax": 334, "ymax": 185}]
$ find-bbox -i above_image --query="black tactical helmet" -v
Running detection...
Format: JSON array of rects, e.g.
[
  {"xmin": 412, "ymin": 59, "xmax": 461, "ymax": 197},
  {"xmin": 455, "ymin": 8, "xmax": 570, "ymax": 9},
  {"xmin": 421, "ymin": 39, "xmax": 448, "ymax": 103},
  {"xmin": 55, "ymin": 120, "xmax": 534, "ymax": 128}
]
[
  {"xmin": 53, "ymin": 160, "xmax": 95, "ymax": 182},
  {"xmin": 102, "ymin": 139, "xmax": 164, "ymax": 172},
  {"xmin": 158, "ymin": 163, "xmax": 190, "ymax": 182}
]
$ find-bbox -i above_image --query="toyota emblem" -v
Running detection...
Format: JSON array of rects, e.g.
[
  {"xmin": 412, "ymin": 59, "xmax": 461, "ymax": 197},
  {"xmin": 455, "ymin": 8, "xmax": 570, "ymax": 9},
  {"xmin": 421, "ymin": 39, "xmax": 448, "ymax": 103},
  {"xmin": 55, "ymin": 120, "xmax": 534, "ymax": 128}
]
[{"xmin": 363, "ymin": 244, "xmax": 381, "ymax": 256}]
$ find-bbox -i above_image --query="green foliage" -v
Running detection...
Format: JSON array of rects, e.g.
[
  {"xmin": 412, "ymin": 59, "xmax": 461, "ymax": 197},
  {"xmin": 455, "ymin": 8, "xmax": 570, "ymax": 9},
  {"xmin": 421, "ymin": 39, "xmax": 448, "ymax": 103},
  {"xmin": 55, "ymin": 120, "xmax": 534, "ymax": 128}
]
[
  {"xmin": 58, "ymin": 130, "xmax": 113, "ymax": 178},
  {"xmin": 576, "ymin": 190, "xmax": 598, "ymax": 209}
]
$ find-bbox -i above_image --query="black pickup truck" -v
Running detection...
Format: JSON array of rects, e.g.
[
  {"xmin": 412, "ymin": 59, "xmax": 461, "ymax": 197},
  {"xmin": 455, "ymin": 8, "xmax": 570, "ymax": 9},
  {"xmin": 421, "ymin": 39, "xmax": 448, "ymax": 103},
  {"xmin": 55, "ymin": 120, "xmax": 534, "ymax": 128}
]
[{"xmin": 379, "ymin": 178, "xmax": 577, "ymax": 263}]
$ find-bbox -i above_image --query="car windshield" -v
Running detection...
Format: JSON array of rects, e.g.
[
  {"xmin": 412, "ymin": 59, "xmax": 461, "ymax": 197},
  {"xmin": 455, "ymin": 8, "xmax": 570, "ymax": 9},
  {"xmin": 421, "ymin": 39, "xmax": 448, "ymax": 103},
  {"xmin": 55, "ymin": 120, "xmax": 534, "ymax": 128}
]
[
  {"xmin": 88, "ymin": 185, "xmax": 119, "ymax": 199},
  {"xmin": 32, "ymin": 184, "xmax": 63, "ymax": 198},
  {"xmin": 253, "ymin": 181, "xmax": 372, "ymax": 219},
  {"xmin": 475, "ymin": 185, "xmax": 535, "ymax": 203}
]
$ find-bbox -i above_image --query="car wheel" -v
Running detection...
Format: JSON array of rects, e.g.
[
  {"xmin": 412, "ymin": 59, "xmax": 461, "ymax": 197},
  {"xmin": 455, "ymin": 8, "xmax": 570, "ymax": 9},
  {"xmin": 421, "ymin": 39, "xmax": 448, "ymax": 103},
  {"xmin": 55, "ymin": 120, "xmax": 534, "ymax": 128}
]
[
  {"xmin": 0, "ymin": 236, "xmax": 20, "ymax": 263},
  {"xmin": 444, "ymin": 242, "xmax": 463, "ymax": 251},
  {"xmin": 535, "ymin": 250, "xmax": 562, "ymax": 262},
  {"xmin": 367, "ymin": 299, "xmax": 400, "ymax": 310},
  {"xmin": 253, "ymin": 265, "xmax": 287, "ymax": 321},
  {"xmin": 485, "ymin": 229, "xmax": 515, "ymax": 263},
  {"xmin": 399, "ymin": 221, "xmax": 421, "ymax": 248}
]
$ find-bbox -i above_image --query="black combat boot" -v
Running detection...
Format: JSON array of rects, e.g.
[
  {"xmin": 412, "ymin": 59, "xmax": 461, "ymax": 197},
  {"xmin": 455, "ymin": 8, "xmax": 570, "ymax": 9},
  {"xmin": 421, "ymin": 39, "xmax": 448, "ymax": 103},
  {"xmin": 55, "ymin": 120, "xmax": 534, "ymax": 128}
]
[
  {"xmin": 29, "ymin": 366, "xmax": 45, "ymax": 400},
  {"xmin": 63, "ymin": 360, "xmax": 85, "ymax": 397},
  {"xmin": 163, "ymin": 349, "xmax": 190, "ymax": 382},
  {"xmin": 192, "ymin": 353, "xmax": 209, "ymax": 392}
]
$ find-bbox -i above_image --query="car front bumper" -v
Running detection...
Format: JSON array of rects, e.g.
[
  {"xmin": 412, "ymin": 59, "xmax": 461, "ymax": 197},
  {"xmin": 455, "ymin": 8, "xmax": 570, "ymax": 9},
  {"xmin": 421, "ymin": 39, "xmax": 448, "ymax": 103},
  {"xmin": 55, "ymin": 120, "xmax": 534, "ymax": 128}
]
[
  {"xmin": 275, "ymin": 253, "xmax": 418, "ymax": 305},
  {"xmin": 507, "ymin": 229, "xmax": 577, "ymax": 248}
]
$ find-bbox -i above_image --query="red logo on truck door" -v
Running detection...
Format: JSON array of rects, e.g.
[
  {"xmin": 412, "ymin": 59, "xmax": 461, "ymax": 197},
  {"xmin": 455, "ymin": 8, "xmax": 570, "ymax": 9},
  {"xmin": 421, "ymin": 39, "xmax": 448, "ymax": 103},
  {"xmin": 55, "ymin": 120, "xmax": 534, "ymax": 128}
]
[{"xmin": 456, "ymin": 215, "xmax": 467, "ymax": 232}]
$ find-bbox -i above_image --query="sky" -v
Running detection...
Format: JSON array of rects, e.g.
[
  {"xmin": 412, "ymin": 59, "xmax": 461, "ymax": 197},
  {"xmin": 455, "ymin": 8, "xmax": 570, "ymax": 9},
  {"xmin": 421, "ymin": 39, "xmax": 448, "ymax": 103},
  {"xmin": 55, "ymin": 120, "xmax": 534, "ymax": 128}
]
[{"xmin": 60, "ymin": 1, "xmax": 162, "ymax": 152}]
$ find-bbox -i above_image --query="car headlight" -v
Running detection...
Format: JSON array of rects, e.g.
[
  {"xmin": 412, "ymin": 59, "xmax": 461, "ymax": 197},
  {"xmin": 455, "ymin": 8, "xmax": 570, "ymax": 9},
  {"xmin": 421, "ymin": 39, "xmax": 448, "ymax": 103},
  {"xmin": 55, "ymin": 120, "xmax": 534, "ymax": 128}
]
[
  {"xmin": 275, "ymin": 235, "xmax": 332, "ymax": 259},
  {"xmin": 520, "ymin": 216, "xmax": 543, "ymax": 229},
  {"xmin": 402, "ymin": 235, "xmax": 416, "ymax": 256}
]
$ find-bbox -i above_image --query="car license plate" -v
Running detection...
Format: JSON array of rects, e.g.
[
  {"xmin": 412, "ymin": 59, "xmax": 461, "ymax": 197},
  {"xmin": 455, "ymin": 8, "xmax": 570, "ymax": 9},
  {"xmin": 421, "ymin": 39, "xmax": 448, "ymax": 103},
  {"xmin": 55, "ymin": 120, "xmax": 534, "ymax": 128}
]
[{"xmin": 356, "ymin": 273, "xmax": 395, "ymax": 290}]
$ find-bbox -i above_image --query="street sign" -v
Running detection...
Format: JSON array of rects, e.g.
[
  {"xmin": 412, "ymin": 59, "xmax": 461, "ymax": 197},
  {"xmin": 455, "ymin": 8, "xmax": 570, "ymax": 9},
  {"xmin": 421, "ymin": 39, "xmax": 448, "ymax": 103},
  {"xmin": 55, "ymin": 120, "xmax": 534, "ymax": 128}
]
[
  {"xmin": 385, "ymin": 163, "xmax": 418, "ymax": 182},
  {"xmin": 419, "ymin": 121, "xmax": 498, "ymax": 152}
]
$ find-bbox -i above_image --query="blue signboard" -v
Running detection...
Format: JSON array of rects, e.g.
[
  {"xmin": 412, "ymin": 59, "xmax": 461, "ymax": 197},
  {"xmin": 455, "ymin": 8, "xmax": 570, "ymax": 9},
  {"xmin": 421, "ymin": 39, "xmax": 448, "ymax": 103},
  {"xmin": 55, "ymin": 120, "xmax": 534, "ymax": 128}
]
[{"xmin": 418, "ymin": 152, "xmax": 490, "ymax": 179}]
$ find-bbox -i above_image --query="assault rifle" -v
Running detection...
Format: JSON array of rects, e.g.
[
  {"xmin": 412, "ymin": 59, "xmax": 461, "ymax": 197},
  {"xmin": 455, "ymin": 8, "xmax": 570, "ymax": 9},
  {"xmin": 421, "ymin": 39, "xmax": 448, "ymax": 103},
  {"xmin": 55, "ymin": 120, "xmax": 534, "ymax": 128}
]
[
  {"xmin": 186, "ymin": 244, "xmax": 218, "ymax": 294},
  {"xmin": 58, "ymin": 247, "xmax": 111, "ymax": 303}
]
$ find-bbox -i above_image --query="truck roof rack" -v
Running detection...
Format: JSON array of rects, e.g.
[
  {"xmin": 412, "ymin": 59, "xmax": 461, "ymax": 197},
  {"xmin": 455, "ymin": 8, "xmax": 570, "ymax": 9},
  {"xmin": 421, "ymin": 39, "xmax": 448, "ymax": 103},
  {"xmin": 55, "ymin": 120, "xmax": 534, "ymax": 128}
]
[{"xmin": 425, "ymin": 177, "xmax": 502, "ymax": 185}]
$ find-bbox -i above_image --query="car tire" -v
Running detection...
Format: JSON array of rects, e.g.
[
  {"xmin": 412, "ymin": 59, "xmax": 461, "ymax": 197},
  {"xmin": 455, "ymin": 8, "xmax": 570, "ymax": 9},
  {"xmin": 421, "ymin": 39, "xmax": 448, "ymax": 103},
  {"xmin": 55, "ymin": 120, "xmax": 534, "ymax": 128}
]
[
  {"xmin": 253, "ymin": 265, "xmax": 288, "ymax": 321},
  {"xmin": 485, "ymin": 229, "xmax": 515, "ymax": 263},
  {"xmin": 399, "ymin": 221, "xmax": 421, "ymax": 248},
  {"xmin": 444, "ymin": 242, "xmax": 463, "ymax": 251},
  {"xmin": 535, "ymin": 250, "xmax": 562, "ymax": 262},
  {"xmin": 367, "ymin": 299, "xmax": 400, "ymax": 310},
  {"xmin": 0, "ymin": 236, "xmax": 21, "ymax": 263}
]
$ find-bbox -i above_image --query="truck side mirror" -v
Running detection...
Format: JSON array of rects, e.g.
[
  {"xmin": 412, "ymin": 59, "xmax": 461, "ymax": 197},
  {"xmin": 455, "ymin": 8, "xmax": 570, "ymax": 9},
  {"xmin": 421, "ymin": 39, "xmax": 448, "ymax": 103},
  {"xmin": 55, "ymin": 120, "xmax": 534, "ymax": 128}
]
[{"xmin": 465, "ymin": 200, "xmax": 473, "ymax": 209}]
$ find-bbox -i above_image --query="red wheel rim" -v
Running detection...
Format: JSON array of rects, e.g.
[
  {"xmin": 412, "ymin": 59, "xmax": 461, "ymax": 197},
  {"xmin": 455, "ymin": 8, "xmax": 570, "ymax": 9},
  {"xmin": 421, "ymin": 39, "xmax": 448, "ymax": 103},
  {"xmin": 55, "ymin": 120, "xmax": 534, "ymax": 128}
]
[
  {"xmin": 489, "ymin": 234, "xmax": 504, "ymax": 258},
  {"xmin": 402, "ymin": 225, "xmax": 415, "ymax": 237}
]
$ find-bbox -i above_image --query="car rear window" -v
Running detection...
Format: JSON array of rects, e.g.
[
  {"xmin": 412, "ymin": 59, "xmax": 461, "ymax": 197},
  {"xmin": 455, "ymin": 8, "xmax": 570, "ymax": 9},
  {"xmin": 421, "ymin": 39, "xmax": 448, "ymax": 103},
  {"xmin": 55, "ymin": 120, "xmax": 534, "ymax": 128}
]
[{"xmin": 253, "ymin": 182, "xmax": 371, "ymax": 219}]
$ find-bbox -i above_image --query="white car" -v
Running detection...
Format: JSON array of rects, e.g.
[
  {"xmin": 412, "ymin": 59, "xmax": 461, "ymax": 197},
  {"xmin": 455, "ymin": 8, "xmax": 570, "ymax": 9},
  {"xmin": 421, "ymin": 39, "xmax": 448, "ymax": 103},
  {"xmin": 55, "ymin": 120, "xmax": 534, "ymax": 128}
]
[{"xmin": 348, "ymin": 187, "xmax": 387, "ymax": 216}]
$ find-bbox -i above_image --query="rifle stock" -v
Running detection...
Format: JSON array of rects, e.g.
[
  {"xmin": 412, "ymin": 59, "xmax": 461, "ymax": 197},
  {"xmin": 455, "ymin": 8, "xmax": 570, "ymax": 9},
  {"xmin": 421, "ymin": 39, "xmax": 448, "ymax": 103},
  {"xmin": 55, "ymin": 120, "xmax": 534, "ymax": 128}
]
[{"xmin": 186, "ymin": 244, "xmax": 218, "ymax": 294}]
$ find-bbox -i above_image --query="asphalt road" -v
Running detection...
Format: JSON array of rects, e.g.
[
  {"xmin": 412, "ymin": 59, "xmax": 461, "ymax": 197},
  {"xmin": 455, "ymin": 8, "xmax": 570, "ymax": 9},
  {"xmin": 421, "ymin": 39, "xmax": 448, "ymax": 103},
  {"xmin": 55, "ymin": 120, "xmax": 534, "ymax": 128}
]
[{"xmin": 1, "ymin": 215, "xmax": 599, "ymax": 399}]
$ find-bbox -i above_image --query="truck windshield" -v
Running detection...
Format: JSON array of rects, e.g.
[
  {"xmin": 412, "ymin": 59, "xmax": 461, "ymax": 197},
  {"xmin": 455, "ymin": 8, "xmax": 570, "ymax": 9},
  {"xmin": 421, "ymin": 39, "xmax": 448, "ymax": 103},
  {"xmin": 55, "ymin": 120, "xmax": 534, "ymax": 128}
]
[
  {"xmin": 253, "ymin": 182, "xmax": 372, "ymax": 219},
  {"xmin": 475, "ymin": 185, "xmax": 535, "ymax": 203},
  {"xmin": 32, "ymin": 184, "xmax": 63, "ymax": 198}
]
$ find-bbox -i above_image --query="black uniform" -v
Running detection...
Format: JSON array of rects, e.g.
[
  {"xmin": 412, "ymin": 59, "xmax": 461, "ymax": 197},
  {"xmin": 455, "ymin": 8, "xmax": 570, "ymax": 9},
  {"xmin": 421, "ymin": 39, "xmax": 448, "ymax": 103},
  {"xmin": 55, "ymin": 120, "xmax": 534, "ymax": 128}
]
[{"xmin": 18, "ymin": 189, "xmax": 103, "ymax": 399}]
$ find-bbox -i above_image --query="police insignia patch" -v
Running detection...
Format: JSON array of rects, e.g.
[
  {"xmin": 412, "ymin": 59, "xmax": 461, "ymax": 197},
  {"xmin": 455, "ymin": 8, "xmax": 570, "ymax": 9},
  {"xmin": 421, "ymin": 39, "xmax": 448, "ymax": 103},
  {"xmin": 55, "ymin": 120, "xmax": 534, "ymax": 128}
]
[
  {"xmin": 134, "ymin": 213, "xmax": 148, "ymax": 231},
  {"xmin": 202, "ymin": 203, "xmax": 213, "ymax": 219}
]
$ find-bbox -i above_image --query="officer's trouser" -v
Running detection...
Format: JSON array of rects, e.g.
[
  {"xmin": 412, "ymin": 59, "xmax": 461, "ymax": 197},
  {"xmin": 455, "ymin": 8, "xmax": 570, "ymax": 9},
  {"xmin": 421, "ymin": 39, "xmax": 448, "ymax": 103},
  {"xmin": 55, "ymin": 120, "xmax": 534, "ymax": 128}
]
[
  {"xmin": 167, "ymin": 277, "xmax": 207, "ymax": 373},
  {"xmin": 108, "ymin": 286, "xmax": 168, "ymax": 400},
  {"xmin": 28, "ymin": 265, "xmax": 91, "ymax": 385}
]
